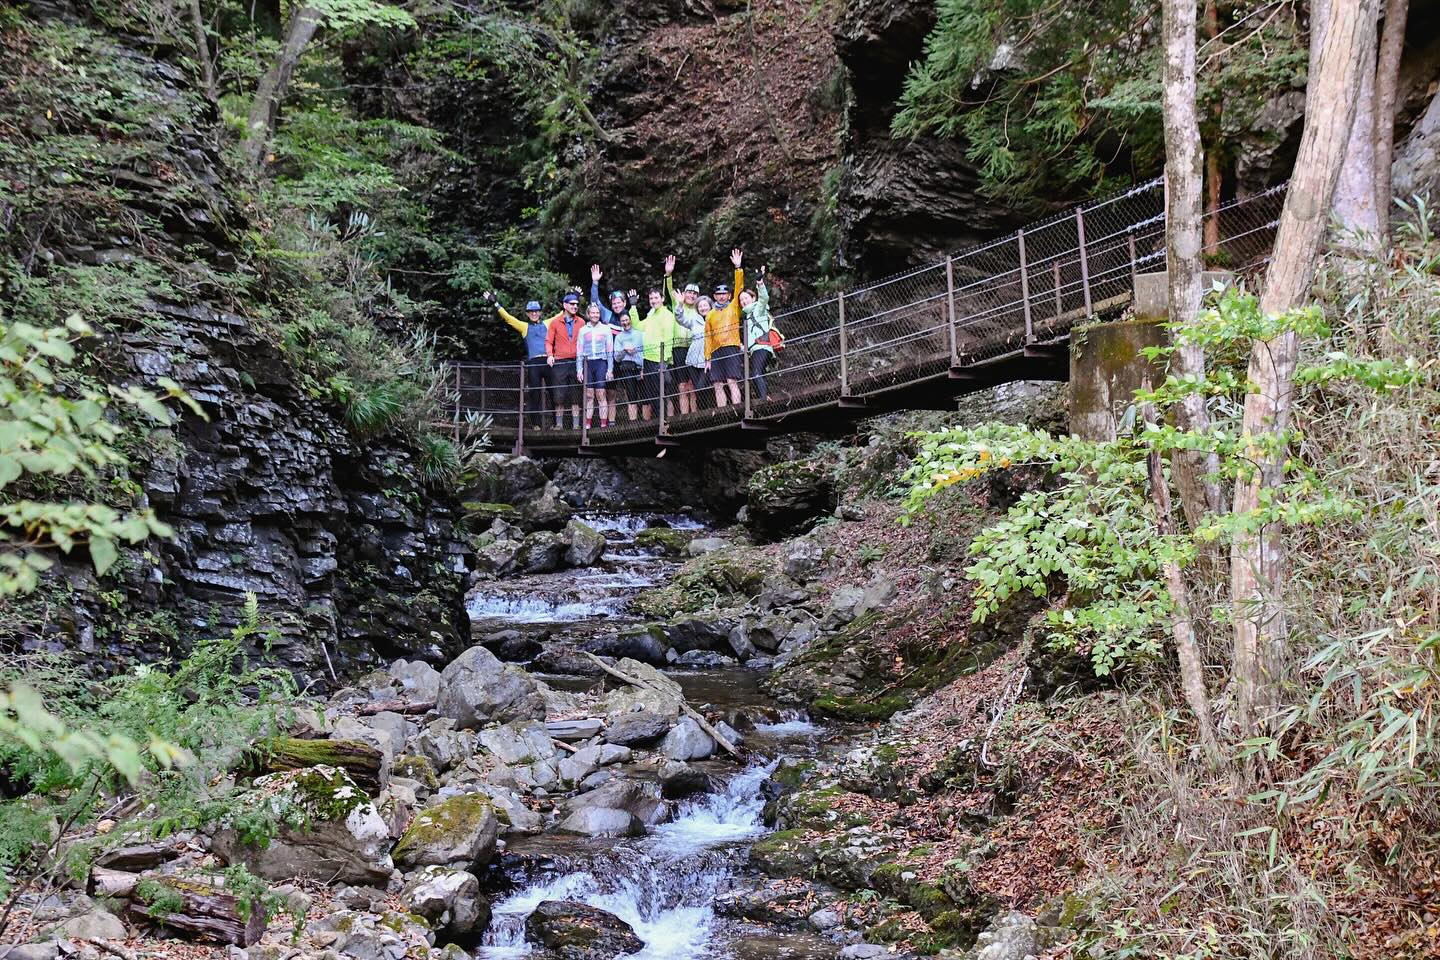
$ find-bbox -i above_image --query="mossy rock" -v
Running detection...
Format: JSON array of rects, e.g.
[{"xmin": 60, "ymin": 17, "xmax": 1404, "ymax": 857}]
[
  {"xmin": 748, "ymin": 829, "xmax": 818, "ymax": 878},
  {"xmin": 631, "ymin": 545, "xmax": 775, "ymax": 619},
  {"xmin": 745, "ymin": 458, "xmax": 837, "ymax": 543},
  {"xmin": 773, "ymin": 786, "xmax": 867, "ymax": 831},
  {"xmin": 393, "ymin": 793, "xmax": 499, "ymax": 869},
  {"xmin": 462, "ymin": 501, "xmax": 519, "ymax": 529},
  {"xmin": 810, "ymin": 693, "xmax": 910, "ymax": 722},
  {"xmin": 245, "ymin": 737, "xmax": 385, "ymax": 795},
  {"xmin": 287, "ymin": 766, "xmax": 374, "ymax": 823},
  {"xmin": 393, "ymin": 754, "xmax": 439, "ymax": 790},
  {"xmin": 634, "ymin": 527, "xmax": 700, "ymax": 557}
]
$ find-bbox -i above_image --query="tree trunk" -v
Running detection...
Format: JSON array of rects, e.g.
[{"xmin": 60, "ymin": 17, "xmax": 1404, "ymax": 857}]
[
  {"xmin": 1144, "ymin": 403, "xmax": 1222, "ymax": 765},
  {"xmin": 1231, "ymin": 0, "xmax": 1376, "ymax": 732},
  {"xmin": 1162, "ymin": 0, "xmax": 1225, "ymax": 526},
  {"xmin": 126, "ymin": 876, "xmax": 267, "ymax": 946},
  {"xmin": 1374, "ymin": 0, "xmax": 1410, "ymax": 247},
  {"xmin": 187, "ymin": 0, "xmax": 217, "ymax": 101},
  {"xmin": 1202, "ymin": 0, "xmax": 1222, "ymax": 258},
  {"xmin": 242, "ymin": 4, "xmax": 324, "ymax": 168},
  {"xmin": 1317, "ymin": 0, "xmax": 1382, "ymax": 249},
  {"xmin": 243, "ymin": 736, "xmax": 385, "ymax": 794}
]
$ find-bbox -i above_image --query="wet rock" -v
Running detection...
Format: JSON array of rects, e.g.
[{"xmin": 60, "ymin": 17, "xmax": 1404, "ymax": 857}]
[
  {"xmin": 468, "ymin": 454, "xmax": 549, "ymax": 505},
  {"xmin": 212, "ymin": 767, "xmax": 393, "ymax": 885},
  {"xmin": 525, "ymin": 901, "xmax": 643, "ymax": 960},
  {"xmin": 513, "ymin": 531, "xmax": 566, "ymax": 574},
  {"xmin": 746, "ymin": 460, "xmax": 837, "ymax": 542},
  {"xmin": 560, "ymin": 519, "xmax": 606, "ymax": 567},
  {"xmin": 531, "ymin": 646, "xmax": 607, "ymax": 676},
  {"xmin": 436, "ymin": 645, "xmax": 546, "ymax": 728},
  {"xmin": 686, "ymin": 536, "xmax": 732, "ymax": 556},
  {"xmin": 750, "ymin": 830, "xmax": 820, "ymax": 878},
  {"xmin": 389, "ymin": 659, "xmax": 442, "ymax": 702},
  {"xmin": 473, "ymin": 538, "xmax": 523, "ymax": 577},
  {"xmin": 657, "ymin": 759, "xmax": 713, "ymax": 798},
  {"xmin": 485, "ymin": 632, "xmax": 544, "ymax": 662},
  {"xmin": 392, "ymin": 793, "xmax": 499, "ymax": 870},
  {"xmin": 54, "ymin": 909, "xmax": 127, "ymax": 941},
  {"xmin": 402, "ymin": 866, "xmax": 488, "ymax": 937},
  {"xmin": 675, "ymin": 650, "xmax": 739, "ymax": 669},
  {"xmin": 730, "ymin": 933, "xmax": 841, "ymax": 959},
  {"xmin": 602, "ymin": 709, "xmax": 673, "ymax": 746},
  {"xmin": 580, "ymin": 628, "xmax": 669, "ymax": 667},
  {"xmin": 562, "ymin": 778, "xmax": 668, "ymax": 824},
  {"xmin": 553, "ymin": 806, "xmax": 647, "ymax": 838},
  {"xmin": 478, "ymin": 720, "xmax": 557, "ymax": 765},
  {"xmin": 662, "ymin": 617, "xmax": 735, "ymax": 654},
  {"xmin": 716, "ymin": 885, "xmax": 836, "ymax": 927},
  {"xmin": 660, "ymin": 717, "xmax": 716, "ymax": 761},
  {"xmin": 634, "ymin": 527, "xmax": 698, "ymax": 556}
]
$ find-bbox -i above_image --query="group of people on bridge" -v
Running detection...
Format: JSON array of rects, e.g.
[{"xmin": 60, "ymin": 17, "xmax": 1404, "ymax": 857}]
[{"xmin": 484, "ymin": 249, "xmax": 782, "ymax": 430}]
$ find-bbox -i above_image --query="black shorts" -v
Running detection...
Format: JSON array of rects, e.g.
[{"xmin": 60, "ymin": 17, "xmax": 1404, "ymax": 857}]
[
  {"xmin": 548, "ymin": 362, "xmax": 578, "ymax": 405},
  {"xmin": 672, "ymin": 347, "xmax": 688, "ymax": 371},
  {"xmin": 613, "ymin": 360, "xmax": 642, "ymax": 401},
  {"xmin": 710, "ymin": 344, "xmax": 742, "ymax": 382},
  {"xmin": 583, "ymin": 358, "xmax": 609, "ymax": 386},
  {"xmin": 688, "ymin": 364, "xmax": 709, "ymax": 388}
]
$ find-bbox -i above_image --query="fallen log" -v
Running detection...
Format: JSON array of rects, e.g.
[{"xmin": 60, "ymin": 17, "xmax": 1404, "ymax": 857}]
[
  {"xmin": 126, "ymin": 876, "xmax": 267, "ymax": 946},
  {"xmin": 579, "ymin": 653, "xmax": 742, "ymax": 758},
  {"xmin": 242, "ymin": 736, "xmax": 385, "ymax": 793},
  {"xmin": 89, "ymin": 867, "xmax": 140, "ymax": 898},
  {"xmin": 356, "ymin": 699, "xmax": 435, "ymax": 716},
  {"xmin": 95, "ymin": 843, "xmax": 180, "ymax": 872}
]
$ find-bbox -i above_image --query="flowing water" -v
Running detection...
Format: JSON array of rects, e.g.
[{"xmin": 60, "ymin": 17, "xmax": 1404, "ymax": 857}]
[{"xmin": 466, "ymin": 512, "xmax": 834, "ymax": 959}]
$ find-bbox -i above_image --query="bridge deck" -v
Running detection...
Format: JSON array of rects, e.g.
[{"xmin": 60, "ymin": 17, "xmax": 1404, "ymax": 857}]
[{"xmin": 446, "ymin": 180, "xmax": 1285, "ymax": 457}]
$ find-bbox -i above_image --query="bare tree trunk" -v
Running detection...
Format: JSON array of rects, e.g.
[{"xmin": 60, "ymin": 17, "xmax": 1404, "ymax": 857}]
[
  {"xmin": 1144, "ymin": 402, "xmax": 1222, "ymax": 765},
  {"xmin": 1374, "ymin": 0, "xmax": 1410, "ymax": 247},
  {"xmin": 242, "ymin": 4, "xmax": 324, "ymax": 169},
  {"xmin": 1318, "ymin": 0, "xmax": 1382, "ymax": 250},
  {"xmin": 1162, "ymin": 0, "xmax": 1225, "ymax": 527},
  {"xmin": 187, "ymin": 0, "xmax": 217, "ymax": 101},
  {"xmin": 1231, "ymin": 0, "xmax": 1376, "ymax": 732},
  {"xmin": 1202, "ymin": 0, "xmax": 1223, "ymax": 258}
]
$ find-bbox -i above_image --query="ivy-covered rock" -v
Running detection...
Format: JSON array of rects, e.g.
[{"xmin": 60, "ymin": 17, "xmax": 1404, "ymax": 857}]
[
  {"xmin": 392, "ymin": 793, "xmax": 499, "ymax": 870},
  {"xmin": 745, "ymin": 459, "xmax": 837, "ymax": 542},
  {"xmin": 211, "ymin": 767, "xmax": 394, "ymax": 885}
]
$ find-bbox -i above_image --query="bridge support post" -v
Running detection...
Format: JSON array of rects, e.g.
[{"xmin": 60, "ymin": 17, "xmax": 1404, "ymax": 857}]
[
  {"xmin": 742, "ymin": 335, "xmax": 751, "ymax": 418},
  {"xmin": 516, "ymin": 361, "xmax": 525, "ymax": 455},
  {"xmin": 1018, "ymin": 229, "xmax": 1034, "ymax": 343},
  {"xmin": 1076, "ymin": 206, "xmax": 1093, "ymax": 317},
  {"xmin": 452, "ymin": 364, "xmax": 462, "ymax": 439},
  {"xmin": 838, "ymin": 290, "xmax": 849, "ymax": 396},
  {"xmin": 945, "ymin": 256, "xmax": 958, "ymax": 364},
  {"xmin": 1127, "ymin": 229, "xmax": 1138, "ymax": 288},
  {"xmin": 658, "ymin": 356, "xmax": 667, "ymax": 437},
  {"xmin": 1053, "ymin": 261, "xmax": 1062, "ymax": 320}
]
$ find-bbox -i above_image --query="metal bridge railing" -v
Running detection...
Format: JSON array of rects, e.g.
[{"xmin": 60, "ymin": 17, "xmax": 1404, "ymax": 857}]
[{"xmin": 445, "ymin": 178, "xmax": 1287, "ymax": 452}]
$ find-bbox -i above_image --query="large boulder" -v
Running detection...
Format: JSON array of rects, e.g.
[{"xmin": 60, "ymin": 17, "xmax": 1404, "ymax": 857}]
[
  {"xmin": 401, "ymin": 866, "xmax": 489, "ymax": 938},
  {"xmin": 468, "ymin": 454, "xmax": 549, "ymax": 504},
  {"xmin": 561, "ymin": 519, "xmax": 606, "ymax": 567},
  {"xmin": 602, "ymin": 709, "xmax": 673, "ymax": 747},
  {"xmin": 525, "ymin": 901, "xmax": 644, "ymax": 960},
  {"xmin": 436, "ymin": 645, "xmax": 546, "ymax": 728},
  {"xmin": 745, "ymin": 459, "xmax": 837, "ymax": 542},
  {"xmin": 212, "ymin": 767, "xmax": 393, "ymax": 885},
  {"xmin": 392, "ymin": 793, "xmax": 499, "ymax": 870},
  {"xmin": 600, "ymin": 660, "xmax": 684, "ymax": 720},
  {"xmin": 388, "ymin": 659, "xmax": 442, "ymax": 702},
  {"xmin": 478, "ymin": 720, "xmax": 557, "ymax": 765},
  {"xmin": 520, "ymin": 482, "xmax": 573, "ymax": 531},
  {"xmin": 553, "ymin": 806, "xmax": 647, "ymax": 838},
  {"xmin": 512, "ymin": 531, "xmax": 566, "ymax": 574},
  {"xmin": 561, "ymin": 778, "xmax": 668, "ymax": 826},
  {"xmin": 660, "ymin": 717, "xmax": 716, "ymax": 761}
]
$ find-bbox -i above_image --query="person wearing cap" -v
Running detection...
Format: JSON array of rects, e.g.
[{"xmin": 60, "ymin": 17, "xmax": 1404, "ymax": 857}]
[
  {"xmin": 740, "ymin": 265, "xmax": 776, "ymax": 402},
  {"xmin": 611, "ymin": 305, "xmax": 645, "ymax": 423},
  {"xmin": 664, "ymin": 255, "xmax": 706, "ymax": 415},
  {"xmin": 545, "ymin": 292, "xmax": 585, "ymax": 429},
  {"xmin": 590, "ymin": 264, "xmax": 640, "ymax": 425},
  {"xmin": 704, "ymin": 248, "xmax": 745, "ymax": 408},
  {"xmin": 484, "ymin": 291, "xmax": 556, "ymax": 427},
  {"xmin": 638, "ymin": 284, "xmax": 676, "ymax": 421},
  {"xmin": 575, "ymin": 302, "xmax": 614, "ymax": 429}
]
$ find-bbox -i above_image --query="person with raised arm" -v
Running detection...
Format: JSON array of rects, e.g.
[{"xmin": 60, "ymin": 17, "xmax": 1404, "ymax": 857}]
[
  {"xmin": 637, "ymin": 281, "xmax": 676, "ymax": 422},
  {"xmin": 484, "ymin": 291, "xmax": 556, "ymax": 428},
  {"xmin": 544, "ymin": 291, "xmax": 585, "ymax": 429},
  {"xmin": 611, "ymin": 303, "xmax": 645, "ymax": 423},
  {"xmin": 740, "ymin": 265, "xmax": 776, "ymax": 403},
  {"xmin": 704, "ymin": 248, "xmax": 745, "ymax": 409},
  {"xmin": 664, "ymin": 254, "xmax": 707, "ymax": 415}
]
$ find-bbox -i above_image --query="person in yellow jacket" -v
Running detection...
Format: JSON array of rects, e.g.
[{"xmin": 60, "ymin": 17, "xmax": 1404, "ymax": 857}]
[
  {"xmin": 484, "ymin": 291, "xmax": 556, "ymax": 427},
  {"xmin": 704, "ymin": 248, "xmax": 745, "ymax": 409}
]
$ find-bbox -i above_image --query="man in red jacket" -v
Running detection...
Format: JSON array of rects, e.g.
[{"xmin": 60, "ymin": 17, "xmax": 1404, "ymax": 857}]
[{"xmin": 545, "ymin": 292, "xmax": 584, "ymax": 429}]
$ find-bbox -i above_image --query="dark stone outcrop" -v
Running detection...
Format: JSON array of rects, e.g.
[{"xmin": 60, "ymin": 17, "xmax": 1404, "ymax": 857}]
[{"xmin": 525, "ymin": 901, "xmax": 644, "ymax": 960}]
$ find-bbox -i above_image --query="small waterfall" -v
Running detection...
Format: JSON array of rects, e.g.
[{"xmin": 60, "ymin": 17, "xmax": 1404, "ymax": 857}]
[{"xmin": 477, "ymin": 763, "xmax": 776, "ymax": 960}]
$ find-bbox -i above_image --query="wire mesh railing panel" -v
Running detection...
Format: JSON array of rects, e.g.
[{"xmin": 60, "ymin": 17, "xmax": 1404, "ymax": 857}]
[{"xmin": 441, "ymin": 178, "xmax": 1287, "ymax": 452}]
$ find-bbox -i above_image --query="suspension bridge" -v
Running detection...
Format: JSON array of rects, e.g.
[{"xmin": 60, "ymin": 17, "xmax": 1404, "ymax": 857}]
[{"xmin": 447, "ymin": 177, "xmax": 1287, "ymax": 456}]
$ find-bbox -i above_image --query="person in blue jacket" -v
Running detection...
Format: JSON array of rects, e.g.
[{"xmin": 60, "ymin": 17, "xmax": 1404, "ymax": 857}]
[{"xmin": 484, "ymin": 291, "xmax": 554, "ymax": 427}]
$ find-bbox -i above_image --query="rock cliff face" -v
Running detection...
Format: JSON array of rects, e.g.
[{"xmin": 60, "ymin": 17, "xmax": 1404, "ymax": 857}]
[{"xmin": 2, "ymin": 7, "xmax": 470, "ymax": 683}]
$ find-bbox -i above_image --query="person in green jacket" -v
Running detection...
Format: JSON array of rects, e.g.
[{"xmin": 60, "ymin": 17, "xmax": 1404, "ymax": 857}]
[
  {"xmin": 740, "ymin": 265, "xmax": 776, "ymax": 402},
  {"xmin": 638, "ymin": 285, "xmax": 676, "ymax": 421}
]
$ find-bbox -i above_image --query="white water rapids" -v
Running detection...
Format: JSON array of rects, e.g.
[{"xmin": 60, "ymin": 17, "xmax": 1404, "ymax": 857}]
[{"xmin": 477, "ymin": 763, "xmax": 777, "ymax": 960}]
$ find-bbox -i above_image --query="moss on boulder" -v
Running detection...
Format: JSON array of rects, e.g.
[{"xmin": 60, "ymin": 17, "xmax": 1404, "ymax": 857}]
[
  {"xmin": 749, "ymin": 829, "xmax": 819, "ymax": 878},
  {"xmin": 393, "ymin": 793, "xmax": 499, "ymax": 870},
  {"xmin": 634, "ymin": 527, "xmax": 700, "ymax": 557},
  {"xmin": 631, "ymin": 545, "xmax": 775, "ymax": 619},
  {"xmin": 745, "ymin": 458, "xmax": 837, "ymax": 542}
]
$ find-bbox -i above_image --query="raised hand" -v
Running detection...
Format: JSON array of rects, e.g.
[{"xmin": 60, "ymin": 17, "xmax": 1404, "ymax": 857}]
[
  {"xmin": 482, "ymin": 290, "xmax": 494, "ymax": 301},
  {"xmin": 664, "ymin": 254, "xmax": 676, "ymax": 276},
  {"xmin": 591, "ymin": 264, "xmax": 603, "ymax": 283},
  {"xmin": 628, "ymin": 288, "xmax": 638, "ymax": 300},
  {"xmin": 730, "ymin": 248, "xmax": 743, "ymax": 268}
]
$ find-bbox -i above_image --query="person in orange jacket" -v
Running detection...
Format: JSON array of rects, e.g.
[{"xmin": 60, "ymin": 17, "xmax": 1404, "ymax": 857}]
[
  {"xmin": 545, "ymin": 292, "xmax": 584, "ymax": 429},
  {"xmin": 704, "ymin": 248, "xmax": 745, "ymax": 409}
]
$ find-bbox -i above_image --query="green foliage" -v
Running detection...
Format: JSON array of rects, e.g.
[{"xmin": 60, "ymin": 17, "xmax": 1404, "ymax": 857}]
[
  {"xmin": 902, "ymin": 289, "xmax": 1418, "ymax": 676},
  {"xmin": 892, "ymin": 0, "xmax": 1305, "ymax": 202},
  {"xmin": 0, "ymin": 316, "xmax": 200, "ymax": 594}
]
